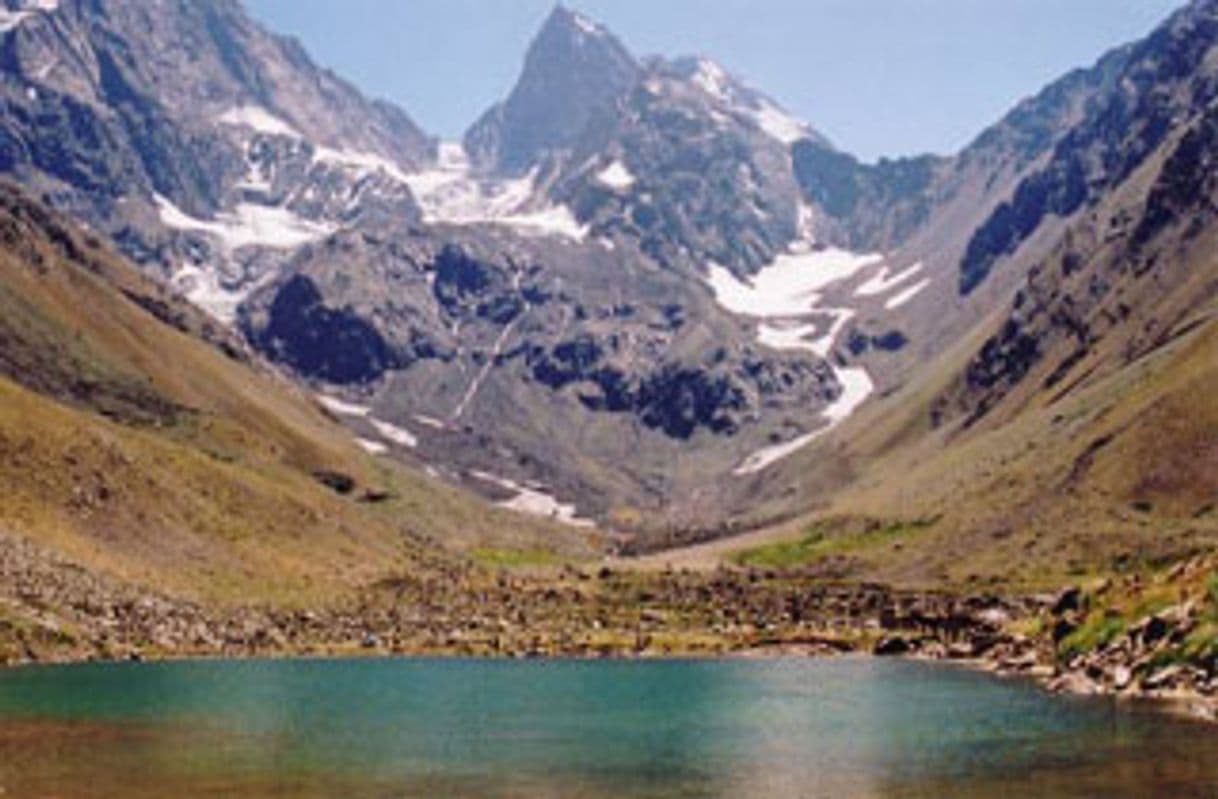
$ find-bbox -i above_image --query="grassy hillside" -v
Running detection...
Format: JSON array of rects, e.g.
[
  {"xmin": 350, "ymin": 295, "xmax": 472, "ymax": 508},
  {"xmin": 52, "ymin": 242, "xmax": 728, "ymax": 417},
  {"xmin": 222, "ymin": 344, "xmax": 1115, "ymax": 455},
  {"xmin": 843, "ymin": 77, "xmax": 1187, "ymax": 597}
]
[
  {"xmin": 720, "ymin": 169, "xmax": 1218, "ymax": 591},
  {"xmin": 0, "ymin": 184, "xmax": 596, "ymax": 612}
]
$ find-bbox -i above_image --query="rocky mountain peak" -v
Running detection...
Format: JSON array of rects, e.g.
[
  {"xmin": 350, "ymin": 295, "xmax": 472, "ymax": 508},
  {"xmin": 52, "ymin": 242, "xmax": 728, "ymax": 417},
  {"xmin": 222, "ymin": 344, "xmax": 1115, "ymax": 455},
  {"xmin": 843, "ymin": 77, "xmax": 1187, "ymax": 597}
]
[{"xmin": 463, "ymin": 5, "xmax": 640, "ymax": 174}]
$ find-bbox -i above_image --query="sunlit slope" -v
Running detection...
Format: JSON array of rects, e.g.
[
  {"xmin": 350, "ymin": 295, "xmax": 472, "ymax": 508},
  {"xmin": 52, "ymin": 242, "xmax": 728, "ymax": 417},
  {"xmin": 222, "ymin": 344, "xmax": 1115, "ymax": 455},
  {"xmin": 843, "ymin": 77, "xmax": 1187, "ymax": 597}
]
[{"xmin": 0, "ymin": 184, "xmax": 591, "ymax": 605}]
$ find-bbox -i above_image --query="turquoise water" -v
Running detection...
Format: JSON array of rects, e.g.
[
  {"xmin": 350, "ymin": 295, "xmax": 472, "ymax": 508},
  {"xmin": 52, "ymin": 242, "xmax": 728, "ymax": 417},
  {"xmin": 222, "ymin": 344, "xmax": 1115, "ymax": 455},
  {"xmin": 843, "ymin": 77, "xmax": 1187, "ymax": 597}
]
[{"xmin": 0, "ymin": 657, "xmax": 1214, "ymax": 797}]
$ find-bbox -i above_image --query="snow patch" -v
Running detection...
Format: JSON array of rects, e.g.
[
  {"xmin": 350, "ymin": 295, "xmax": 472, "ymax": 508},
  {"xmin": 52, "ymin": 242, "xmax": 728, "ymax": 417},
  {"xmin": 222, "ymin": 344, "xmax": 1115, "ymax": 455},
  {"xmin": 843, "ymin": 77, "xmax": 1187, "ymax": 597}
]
[
  {"xmin": 884, "ymin": 278, "xmax": 930, "ymax": 310},
  {"xmin": 317, "ymin": 395, "xmax": 371, "ymax": 417},
  {"xmin": 756, "ymin": 308, "xmax": 856, "ymax": 358},
  {"xmin": 218, "ymin": 106, "xmax": 300, "ymax": 139},
  {"xmin": 471, "ymin": 471, "xmax": 595, "ymax": 528},
  {"xmin": 855, "ymin": 262, "xmax": 923, "ymax": 297},
  {"xmin": 734, "ymin": 366, "xmax": 873, "ymax": 475},
  {"xmin": 596, "ymin": 160, "xmax": 635, "ymax": 190},
  {"xmin": 370, "ymin": 418, "xmax": 418, "ymax": 449},
  {"xmin": 356, "ymin": 438, "xmax": 388, "ymax": 455},
  {"xmin": 756, "ymin": 320, "xmax": 820, "ymax": 355},
  {"xmin": 413, "ymin": 414, "xmax": 448, "ymax": 430},
  {"xmin": 570, "ymin": 12, "xmax": 603, "ymax": 37},
  {"xmin": 705, "ymin": 235, "xmax": 880, "ymax": 474}
]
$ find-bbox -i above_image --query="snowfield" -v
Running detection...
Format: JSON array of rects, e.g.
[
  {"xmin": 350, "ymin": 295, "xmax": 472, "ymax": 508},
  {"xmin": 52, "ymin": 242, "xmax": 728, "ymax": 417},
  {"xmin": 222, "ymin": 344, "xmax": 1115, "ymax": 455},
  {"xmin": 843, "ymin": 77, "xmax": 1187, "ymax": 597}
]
[
  {"xmin": 401, "ymin": 142, "xmax": 587, "ymax": 240},
  {"xmin": 706, "ymin": 248, "xmax": 881, "ymax": 318},
  {"xmin": 705, "ymin": 236, "xmax": 885, "ymax": 473},
  {"xmin": 155, "ymin": 194, "xmax": 335, "ymax": 252}
]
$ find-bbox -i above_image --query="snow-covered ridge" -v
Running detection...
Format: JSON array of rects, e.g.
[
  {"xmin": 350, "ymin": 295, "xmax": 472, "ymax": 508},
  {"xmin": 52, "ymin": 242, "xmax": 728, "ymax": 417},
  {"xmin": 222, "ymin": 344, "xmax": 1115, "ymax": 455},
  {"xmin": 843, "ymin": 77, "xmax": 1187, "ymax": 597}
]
[
  {"xmin": 691, "ymin": 59, "xmax": 732, "ymax": 100},
  {"xmin": 686, "ymin": 57, "xmax": 815, "ymax": 146},
  {"xmin": 749, "ymin": 100, "xmax": 813, "ymax": 145},
  {"xmin": 218, "ymin": 106, "xmax": 301, "ymax": 139},
  {"xmin": 0, "ymin": 0, "xmax": 57, "ymax": 33},
  {"xmin": 218, "ymin": 105, "xmax": 414, "ymax": 184},
  {"xmin": 215, "ymin": 107, "xmax": 585, "ymax": 240}
]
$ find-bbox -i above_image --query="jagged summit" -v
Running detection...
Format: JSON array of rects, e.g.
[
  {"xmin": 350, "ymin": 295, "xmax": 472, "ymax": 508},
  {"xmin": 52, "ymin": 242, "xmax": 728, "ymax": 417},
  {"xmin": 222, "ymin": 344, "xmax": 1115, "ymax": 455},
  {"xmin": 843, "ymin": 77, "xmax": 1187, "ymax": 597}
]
[{"xmin": 463, "ymin": 5, "xmax": 640, "ymax": 173}]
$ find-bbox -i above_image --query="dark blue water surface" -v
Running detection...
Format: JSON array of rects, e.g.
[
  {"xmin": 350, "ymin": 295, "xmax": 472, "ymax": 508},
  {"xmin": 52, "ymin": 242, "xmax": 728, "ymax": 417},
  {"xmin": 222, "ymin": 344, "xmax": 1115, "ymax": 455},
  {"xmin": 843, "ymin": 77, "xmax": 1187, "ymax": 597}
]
[{"xmin": 0, "ymin": 657, "xmax": 1214, "ymax": 797}]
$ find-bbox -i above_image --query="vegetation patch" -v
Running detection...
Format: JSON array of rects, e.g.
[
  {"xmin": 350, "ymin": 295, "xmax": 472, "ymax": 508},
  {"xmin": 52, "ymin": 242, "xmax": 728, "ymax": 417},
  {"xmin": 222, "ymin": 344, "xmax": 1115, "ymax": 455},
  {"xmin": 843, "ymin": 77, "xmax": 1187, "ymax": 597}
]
[
  {"xmin": 731, "ymin": 519, "xmax": 936, "ymax": 570},
  {"xmin": 470, "ymin": 547, "xmax": 563, "ymax": 570},
  {"xmin": 1058, "ymin": 611, "xmax": 1126, "ymax": 660}
]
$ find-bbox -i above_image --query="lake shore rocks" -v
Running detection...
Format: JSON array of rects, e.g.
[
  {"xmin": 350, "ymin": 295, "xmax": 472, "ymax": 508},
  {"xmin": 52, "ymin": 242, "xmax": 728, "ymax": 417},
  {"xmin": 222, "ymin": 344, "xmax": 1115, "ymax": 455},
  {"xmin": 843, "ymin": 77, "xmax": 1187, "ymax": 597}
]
[{"xmin": 0, "ymin": 530, "xmax": 1213, "ymax": 722}]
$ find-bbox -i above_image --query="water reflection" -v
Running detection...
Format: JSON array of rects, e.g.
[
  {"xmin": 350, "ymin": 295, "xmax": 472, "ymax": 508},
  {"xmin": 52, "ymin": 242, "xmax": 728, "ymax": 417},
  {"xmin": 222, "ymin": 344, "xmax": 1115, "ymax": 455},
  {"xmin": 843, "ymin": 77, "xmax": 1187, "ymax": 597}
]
[{"xmin": 0, "ymin": 657, "xmax": 1215, "ymax": 797}]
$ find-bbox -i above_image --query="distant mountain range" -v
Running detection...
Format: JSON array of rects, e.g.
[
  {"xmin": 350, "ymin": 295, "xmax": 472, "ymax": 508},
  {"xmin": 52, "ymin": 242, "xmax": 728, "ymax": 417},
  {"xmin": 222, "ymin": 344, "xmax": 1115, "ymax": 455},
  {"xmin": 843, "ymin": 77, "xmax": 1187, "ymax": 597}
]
[{"xmin": 0, "ymin": 0, "xmax": 1214, "ymax": 568}]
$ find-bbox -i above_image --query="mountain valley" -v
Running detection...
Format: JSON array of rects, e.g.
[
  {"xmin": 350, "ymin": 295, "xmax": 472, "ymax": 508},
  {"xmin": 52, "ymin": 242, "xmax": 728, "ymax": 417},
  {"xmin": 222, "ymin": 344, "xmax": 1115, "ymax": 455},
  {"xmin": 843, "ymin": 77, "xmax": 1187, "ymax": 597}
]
[{"xmin": 0, "ymin": 0, "xmax": 1213, "ymax": 715}]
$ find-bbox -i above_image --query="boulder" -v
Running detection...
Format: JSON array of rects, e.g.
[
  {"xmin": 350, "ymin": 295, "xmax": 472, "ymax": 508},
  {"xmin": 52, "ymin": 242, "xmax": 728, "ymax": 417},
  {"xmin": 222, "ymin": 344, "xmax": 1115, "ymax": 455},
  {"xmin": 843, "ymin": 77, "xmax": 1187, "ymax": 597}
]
[
  {"xmin": 874, "ymin": 636, "xmax": 913, "ymax": 656},
  {"xmin": 1051, "ymin": 586, "xmax": 1083, "ymax": 616}
]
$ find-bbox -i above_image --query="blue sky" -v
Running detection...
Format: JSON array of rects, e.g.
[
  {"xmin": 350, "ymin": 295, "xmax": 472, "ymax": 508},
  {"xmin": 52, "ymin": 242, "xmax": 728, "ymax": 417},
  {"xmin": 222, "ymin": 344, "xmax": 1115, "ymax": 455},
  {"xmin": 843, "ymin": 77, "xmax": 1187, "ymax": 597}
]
[{"xmin": 246, "ymin": 0, "xmax": 1182, "ymax": 162}]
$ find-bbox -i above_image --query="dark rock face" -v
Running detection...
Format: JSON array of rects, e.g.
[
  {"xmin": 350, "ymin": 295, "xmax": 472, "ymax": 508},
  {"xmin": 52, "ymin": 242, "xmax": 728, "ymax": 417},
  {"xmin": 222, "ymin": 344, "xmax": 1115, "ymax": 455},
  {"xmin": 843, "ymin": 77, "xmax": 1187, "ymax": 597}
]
[
  {"xmin": 528, "ymin": 338, "xmax": 746, "ymax": 439},
  {"xmin": 792, "ymin": 141, "xmax": 941, "ymax": 252},
  {"xmin": 635, "ymin": 366, "xmax": 746, "ymax": 439},
  {"xmin": 432, "ymin": 246, "xmax": 503, "ymax": 313},
  {"xmin": 1132, "ymin": 105, "xmax": 1218, "ymax": 248},
  {"xmin": 250, "ymin": 275, "xmax": 399, "ymax": 385}
]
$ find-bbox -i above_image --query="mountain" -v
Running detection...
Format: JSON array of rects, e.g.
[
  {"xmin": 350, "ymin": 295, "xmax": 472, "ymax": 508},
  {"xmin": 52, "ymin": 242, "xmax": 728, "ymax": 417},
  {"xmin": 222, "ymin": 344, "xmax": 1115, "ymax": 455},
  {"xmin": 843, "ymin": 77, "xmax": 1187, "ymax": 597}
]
[
  {"xmin": 0, "ymin": 0, "xmax": 1212, "ymax": 562},
  {"xmin": 464, "ymin": 6, "xmax": 641, "ymax": 174},
  {"xmin": 236, "ymin": 7, "xmax": 881, "ymax": 531}
]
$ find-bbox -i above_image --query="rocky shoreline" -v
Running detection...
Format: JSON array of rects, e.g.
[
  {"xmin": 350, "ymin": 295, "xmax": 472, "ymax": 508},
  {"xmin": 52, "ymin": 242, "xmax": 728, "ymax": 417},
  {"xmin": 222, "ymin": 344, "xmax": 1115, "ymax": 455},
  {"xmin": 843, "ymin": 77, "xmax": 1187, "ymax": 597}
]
[{"xmin": 1, "ymin": 531, "xmax": 1214, "ymax": 722}]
